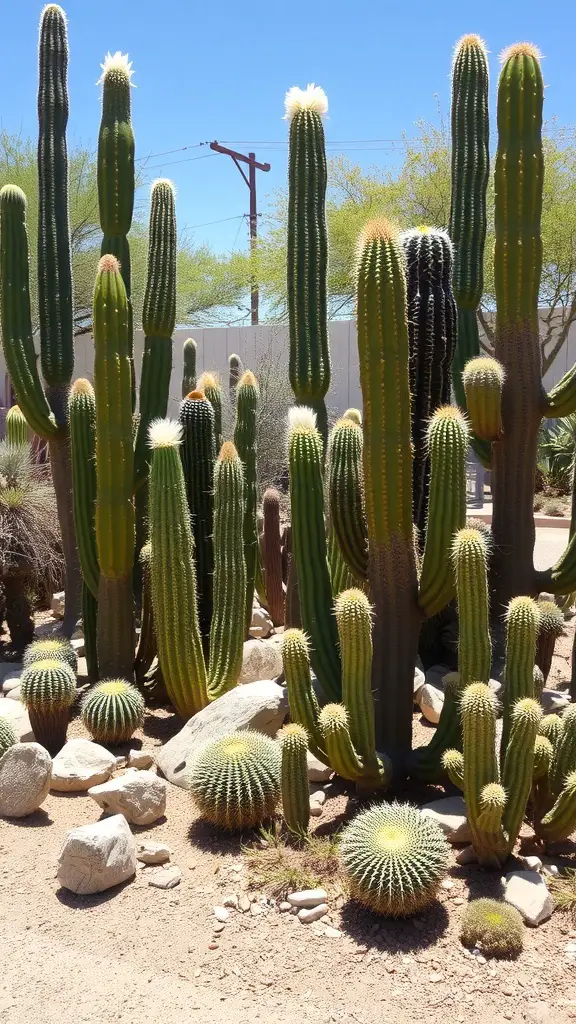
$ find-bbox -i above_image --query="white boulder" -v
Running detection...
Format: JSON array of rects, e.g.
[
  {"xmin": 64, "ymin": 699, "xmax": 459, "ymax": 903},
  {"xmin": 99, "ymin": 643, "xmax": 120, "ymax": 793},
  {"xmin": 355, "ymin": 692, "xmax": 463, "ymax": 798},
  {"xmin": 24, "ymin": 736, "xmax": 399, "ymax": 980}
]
[
  {"xmin": 51, "ymin": 591, "xmax": 65, "ymax": 619},
  {"xmin": 0, "ymin": 701, "xmax": 34, "ymax": 742},
  {"xmin": 0, "ymin": 742, "xmax": 52, "ymax": 817},
  {"xmin": 239, "ymin": 636, "xmax": 283, "ymax": 684},
  {"xmin": 418, "ymin": 683, "xmax": 444, "ymax": 724},
  {"xmin": 504, "ymin": 870, "xmax": 554, "ymax": 926},
  {"xmin": 421, "ymin": 796, "xmax": 468, "ymax": 838},
  {"xmin": 307, "ymin": 750, "xmax": 331, "ymax": 782},
  {"xmin": 51, "ymin": 738, "xmax": 116, "ymax": 792},
  {"xmin": 88, "ymin": 769, "xmax": 167, "ymax": 825},
  {"xmin": 250, "ymin": 602, "xmax": 274, "ymax": 639},
  {"xmin": 57, "ymin": 814, "xmax": 137, "ymax": 895}
]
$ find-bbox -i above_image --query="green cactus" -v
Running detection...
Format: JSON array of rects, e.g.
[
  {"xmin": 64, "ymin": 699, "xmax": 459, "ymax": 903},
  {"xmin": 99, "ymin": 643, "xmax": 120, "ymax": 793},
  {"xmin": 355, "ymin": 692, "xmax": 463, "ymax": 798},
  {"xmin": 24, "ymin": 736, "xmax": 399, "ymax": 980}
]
[
  {"xmin": 0, "ymin": 717, "xmax": 17, "ymax": 757},
  {"xmin": 535, "ymin": 599, "xmax": 565, "ymax": 682},
  {"xmin": 134, "ymin": 541, "xmax": 157, "ymax": 687},
  {"xmin": 328, "ymin": 526, "xmax": 356, "ymax": 597},
  {"xmin": 339, "ymin": 802, "xmax": 449, "ymax": 917},
  {"xmin": 449, "ymin": 36, "xmax": 490, "ymax": 430},
  {"xmin": 82, "ymin": 583, "xmax": 98, "ymax": 684},
  {"xmin": 234, "ymin": 370, "xmax": 259, "ymax": 634},
  {"xmin": 343, "ymin": 408, "xmax": 361, "ymax": 426},
  {"xmin": 327, "ymin": 418, "xmax": 368, "ymax": 583},
  {"xmin": 460, "ymin": 899, "xmax": 524, "ymax": 958},
  {"xmin": 189, "ymin": 729, "xmax": 281, "ymax": 830},
  {"xmin": 549, "ymin": 704, "xmax": 576, "ymax": 797},
  {"xmin": 229, "ymin": 353, "xmax": 244, "ymax": 403},
  {"xmin": 462, "ymin": 357, "xmax": 505, "ymax": 441},
  {"xmin": 535, "ymin": 771, "xmax": 576, "ymax": 842},
  {"xmin": 179, "ymin": 391, "xmax": 216, "ymax": 642},
  {"xmin": 335, "ymin": 589, "xmax": 379, "ymax": 778},
  {"xmin": 81, "ymin": 679, "xmax": 145, "ymax": 745},
  {"xmin": 20, "ymin": 657, "xmax": 76, "ymax": 755},
  {"xmin": 148, "ymin": 418, "xmax": 208, "ymax": 718},
  {"xmin": 400, "ymin": 227, "xmax": 457, "ymax": 535},
  {"xmin": 93, "ymin": 254, "xmax": 135, "ymax": 679},
  {"xmin": 262, "ymin": 488, "xmax": 284, "ymax": 627},
  {"xmin": 5, "ymin": 406, "xmax": 29, "ymax": 446},
  {"xmin": 285, "ymin": 84, "xmax": 330, "ymax": 443},
  {"xmin": 288, "ymin": 407, "xmax": 341, "ymax": 701},
  {"xmin": 500, "ymin": 596, "xmax": 539, "ymax": 759},
  {"xmin": 23, "ymin": 637, "xmax": 78, "ymax": 673},
  {"xmin": 279, "ymin": 723, "xmax": 310, "ymax": 836},
  {"xmin": 69, "ymin": 378, "xmax": 99, "ymax": 599},
  {"xmin": 281, "ymin": 629, "xmax": 327, "ymax": 763},
  {"xmin": 181, "ymin": 338, "xmax": 197, "ymax": 396},
  {"xmin": 197, "ymin": 373, "xmax": 223, "ymax": 445},
  {"xmin": 134, "ymin": 179, "xmax": 177, "ymax": 487}
]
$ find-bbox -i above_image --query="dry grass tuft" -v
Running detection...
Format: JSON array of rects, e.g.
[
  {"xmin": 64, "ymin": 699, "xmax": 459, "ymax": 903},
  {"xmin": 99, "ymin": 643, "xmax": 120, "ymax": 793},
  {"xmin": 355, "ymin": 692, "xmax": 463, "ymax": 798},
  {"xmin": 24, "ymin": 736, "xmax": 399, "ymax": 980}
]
[{"xmin": 244, "ymin": 825, "xmax": 344, "ymax": 898}]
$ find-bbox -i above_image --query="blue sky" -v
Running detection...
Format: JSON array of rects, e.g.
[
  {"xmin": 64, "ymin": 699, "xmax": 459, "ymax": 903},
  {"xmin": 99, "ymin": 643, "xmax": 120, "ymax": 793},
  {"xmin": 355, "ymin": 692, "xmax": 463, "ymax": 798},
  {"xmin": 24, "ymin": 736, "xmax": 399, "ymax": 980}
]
[{"xmin": 1, "ymin": 0, "xmax": 574, "ymax": 256}]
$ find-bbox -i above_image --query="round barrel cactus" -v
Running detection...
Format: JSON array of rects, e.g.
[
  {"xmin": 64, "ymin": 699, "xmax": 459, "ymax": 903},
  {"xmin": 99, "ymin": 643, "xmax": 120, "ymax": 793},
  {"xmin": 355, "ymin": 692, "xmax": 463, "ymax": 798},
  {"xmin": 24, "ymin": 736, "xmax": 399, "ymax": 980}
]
[
  {"xmin": 189, "ymin": 729, "xmax": 281, "ymax": 830},
  {"xmin": 81, "ymin": 679, "xmax": 145, "ymax": 746},
  {"xmin": 0, "ymin": 716, "xmax": 17, "ymax": 757},
  {"xmin": 23, "ymin": 637, "xmax": 78, "ymax": 674},
  {"xmin": 20, "ymin": 658, "xmax": 77, "ymax": 755}
]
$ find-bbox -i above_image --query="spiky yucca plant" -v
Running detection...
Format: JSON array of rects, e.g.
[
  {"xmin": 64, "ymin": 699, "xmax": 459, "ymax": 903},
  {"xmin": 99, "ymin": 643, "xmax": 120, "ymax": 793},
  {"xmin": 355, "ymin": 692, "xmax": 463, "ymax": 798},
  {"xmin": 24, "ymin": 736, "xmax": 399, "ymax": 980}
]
[
  {"xmin": 189, "ymin": 730, "xmax": 281, "ymax": 830},
  {"xmin": 81, "ymin": 679, "xmax": 145, "ymax": 745}
]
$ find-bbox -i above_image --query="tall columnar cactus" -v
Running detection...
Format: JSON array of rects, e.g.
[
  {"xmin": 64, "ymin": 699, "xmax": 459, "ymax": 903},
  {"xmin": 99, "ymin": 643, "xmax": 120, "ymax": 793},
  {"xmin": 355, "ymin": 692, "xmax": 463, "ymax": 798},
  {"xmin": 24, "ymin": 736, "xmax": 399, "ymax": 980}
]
[
  {"xmin": 69, "ymin": 379, "xmax": 98, "ymax": 599},
  {"xmin": 5, "ymin": 406, "xmax": 29, "ymax": 446},
  {"xmin": 279, "ymin": 723, "xmax": 310, "ymax": 836},
  {"xmin": 449, "ymin": 36, "xmax": 490, "ymax": 419},
  {"xmin": 285, "ymin": 84, "xmax": 330, "ymax": 444},
  {"xmin": 535, "ymin": 599, "xmax": 565, "ymax": 682},
  {"xmin": 134, "ymin": 179, "xmax": 177, "ymax": 487},
  {"xmin": 179, "ymin": 392, "xmax": 216, "ymax": 642},
  {"xmin": 0, "ymin": 6, "xmax": 81, "ymax": 635},
  {"xmin": 197, "ymin": 372, "xmax": 223, "ymax": 445},
  {"xmin": 234, "ymin": 371, "xmax": 259, "ymax": 634},
  {"xmin": 93, "ymin": 255, "xmax": 135, "ymax": 679},
  {"xmin": 400, "ymin": 227, "xmax": 457, "ymax": 535},
  {"xmin": 262, "ymin": 487, "xmax": 284, "ymax": 627},
  {"xmin": 181, "ymin": 338, "xmax": 197, "ymax": 396},
  {"xmin": 328, "ymin": 418, "xmax": 368, "ymax": 583},
  {"xmin": 228, "ymin": 353, "xmax": 244, "ymax": 403},
  {"xmin": 97, "ymin": 51, "xmax": 135, "ymax": 404},
  {"xmin": 500, "ymin": 596, "xmax": 539, "ymax": 758}
]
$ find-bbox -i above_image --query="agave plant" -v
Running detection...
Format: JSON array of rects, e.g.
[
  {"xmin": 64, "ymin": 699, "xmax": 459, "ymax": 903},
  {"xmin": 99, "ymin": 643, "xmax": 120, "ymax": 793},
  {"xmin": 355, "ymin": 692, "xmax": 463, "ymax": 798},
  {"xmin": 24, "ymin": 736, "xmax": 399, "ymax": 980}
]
[{"xmin": 0, "ymin": 442, "xmax": 62, "ymax": 652}]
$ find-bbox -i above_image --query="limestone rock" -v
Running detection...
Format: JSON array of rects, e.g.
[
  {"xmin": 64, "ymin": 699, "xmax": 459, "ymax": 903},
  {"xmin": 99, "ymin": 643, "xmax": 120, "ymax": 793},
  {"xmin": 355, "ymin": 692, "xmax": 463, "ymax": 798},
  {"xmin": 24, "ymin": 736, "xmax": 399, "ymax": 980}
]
[
  {"xmin": 298, "ymin": 903, "xmax": 329, "ymax": 923},
  {"xmin": 418, "ymin": 683, "xmax": 444, "ymax": 724},
  {"xmin": 147, "ymin": 865, "xmax": 181, "ymax": 889},
  {"xmin": 0, "ymin": 701, "xmax": 34, "ymax": 742},
  {"xmin": 413, "ymin": 666, "xmax": 425, "ymax": 701},
  {"xmin": 88, "ymin": 770, "xmax": 167, "ymax": 825},
  {"xmin": 5, "ymin": 685, "xmax": 21, "ymax": 701},
  {"xmin": 307, "ymin": 751, "xmax": 331, "ymax": 782},
  {"xmin": 51, "ymin": 738, "xmax": 117, "ymax": 792},
  {"xmin": 504, "ymin": 870, "xmax": 554, "ymax": 926},
  {"xmin": 136, "ymin": 840, "xmax": 170, "ymax": 865},
  {"xmin": 57, "ymin": 814, "xmax": 137, "ymax": 894},
  {"xmin": 127, "ymin": 749, "xmax": 154, "ymax": 770},
  {"xmin": 541, "ymin": 690, "xmax": 570, "ymax": 714},
  {"xmin": 424, "ymin": 665, "xmax": 452, "ymax": 692},
  {"xmin": 250, "ymin": 602, "xmax": 274, "ymax": 639},
  {"xmin": 0, "ymin": 742, "xmax": 52, "ymax": 817},
  {"xmin": 2, "ymin": 673, "xmax": 21, "ymax": 694},
  {"xmin": 421, "ymin": 796, "xmax": 468, "ymax": 838},
  {"xmin": 51, "ymin": 591, "xmax": 65, "ymax": 619},
  {"xmin": 287, "ymin": 888, "xmax": 328, "ymax": 908},
  {"xmin": 156, "ymin": 679, "xmax": 288, "ymax": 789},
  {"xmin": 239, "ymin": 636, "xmax": 283, "ymax": 685}
]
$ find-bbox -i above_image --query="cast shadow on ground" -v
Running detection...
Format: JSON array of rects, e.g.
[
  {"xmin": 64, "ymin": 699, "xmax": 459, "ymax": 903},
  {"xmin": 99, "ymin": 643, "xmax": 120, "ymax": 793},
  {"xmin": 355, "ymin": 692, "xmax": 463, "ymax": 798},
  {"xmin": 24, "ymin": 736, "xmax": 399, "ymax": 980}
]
[
  {"xmin": 56, "ymin": 875, "xmax": 134, "ymax": 909},
  {"xmin": 339, "ymin": 897, "xmax": 450, "ymax": 951},
  {"xmin": 187, "ymin": 817, "xmax": 258, "ymax": 857},
  {"xmin": 1, "ymin": 807, "xmax": 53, "ymax": 827},
  {"xmin": 142, "ymin": 710, "xmax": 183, "ymax": 743}
]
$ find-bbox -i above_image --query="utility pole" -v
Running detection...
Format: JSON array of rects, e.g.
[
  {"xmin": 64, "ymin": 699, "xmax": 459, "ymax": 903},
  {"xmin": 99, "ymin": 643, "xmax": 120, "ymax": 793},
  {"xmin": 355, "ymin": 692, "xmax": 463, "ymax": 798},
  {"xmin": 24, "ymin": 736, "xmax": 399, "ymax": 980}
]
[{"xmin": 209, "ymin": 141, "xmax": 270, "ymax": 325}]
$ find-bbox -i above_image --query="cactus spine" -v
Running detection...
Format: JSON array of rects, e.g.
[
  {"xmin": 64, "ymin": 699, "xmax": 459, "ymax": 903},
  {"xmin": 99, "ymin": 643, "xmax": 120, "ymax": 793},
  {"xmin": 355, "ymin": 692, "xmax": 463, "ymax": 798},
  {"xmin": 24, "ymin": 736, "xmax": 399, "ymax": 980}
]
[
  {"xmin": 401, "ymin": 227, "xmax": 457, "ymax": 535},
  {"xmin": 179, "ymin": 392, "xmax": 216, "ymax": 642},
  {"xmin": 20, "ymin": 657, "xmax": 76, "ymax": 755},
  {"xmin": 134, "ymin": 179, "xmax": 176, "ymax": 487},
  {"xmin": 234, "ymin": 371, "xmax": 259, "ymax": 634},
  {"xmin": 262, "ymin": 488, "xmax": 284, "ymax": 627},
  {"xmin": 285, "ymin": 84, "xmax": 330, "ymax": 443},
  {"xmin": 500, "ymin": 597, "xmax": 539, "ymax": 758},
  {"xmin": 5, "ymin": 406, "xmax": 29, "ymax": 446},
  {"xmin": 279, "ymin": 723, "xmax": 310, "ymax": 836},
  {"xmin": 93, "ymin": 255, "xmax": 135, "ymax": 679},
  {"xmin": 198, "ymin": 373, "xmax": 222, "ymax": 446},
  {"xmin": 181, "ymin": 338, "xmax": 197, "ymax": 396},
  {"xmin": 328, "ymin": 418, "xmax": 368, "ymax": 583},
  {"xmin": 228, "ymin": 352, "xmax": 244, "ymax": 403},
  {"xmin": 69, "ymin": 379, "xmax": 99, "ymax": 599}
]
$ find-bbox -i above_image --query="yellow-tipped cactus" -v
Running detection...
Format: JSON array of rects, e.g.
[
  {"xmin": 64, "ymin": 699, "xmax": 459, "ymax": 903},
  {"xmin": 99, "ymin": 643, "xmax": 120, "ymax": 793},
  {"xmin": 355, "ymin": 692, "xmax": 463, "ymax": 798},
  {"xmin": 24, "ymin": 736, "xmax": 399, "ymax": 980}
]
[
  {"xmin": 279, "ymin": 723, "xmax": 310, "ymax": 836},
  {"xmin": 462, "ymin": 357, "xmax": 505, "ymax": 441}
]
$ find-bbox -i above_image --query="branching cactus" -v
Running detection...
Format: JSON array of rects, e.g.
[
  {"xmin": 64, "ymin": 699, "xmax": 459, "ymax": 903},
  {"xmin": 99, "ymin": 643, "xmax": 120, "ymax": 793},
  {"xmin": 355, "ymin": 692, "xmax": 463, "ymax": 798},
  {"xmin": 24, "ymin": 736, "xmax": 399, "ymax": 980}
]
[
  {"xmin": 5, "ymin": 406, "xmax": 29, "ymax": 446},
  {"xmin": 279, "ymin": 723, "xmax": 310, "ymax": 836},
  {"xmin": 234, "ymin": 371, "xmax": 259, "ymax": 634},
  {"xmin": 93, "ymin": 255, "xmax": 135, "ymax": 679},
  {"xmin": 0, "ymin": 6, "xmax": 81, "ymax": 635},
  {"xmin": 532, "ymin": 705, "xmax": 576, "ymax": 842},
  {"xmin": 285, "ymin": 84, "xmax": 330, "ymax": 444},
  {"xmin": 181, "ymin": 338, "xmax": 197, "ymax": 397},
  {"xmin": 179, "ymin": 391, "xmax": 216, "ymax": 643}
]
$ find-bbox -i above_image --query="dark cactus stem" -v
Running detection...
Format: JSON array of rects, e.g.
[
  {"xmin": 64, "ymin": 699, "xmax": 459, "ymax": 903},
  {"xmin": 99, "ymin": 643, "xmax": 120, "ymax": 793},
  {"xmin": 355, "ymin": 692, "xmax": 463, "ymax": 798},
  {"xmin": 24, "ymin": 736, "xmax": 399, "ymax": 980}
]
[
  {"xmin": 97, "ymin": 51, "xmax": 135, "ymax": 408},
  {"xmin": 491, "ymin": 45, "xmax": 545, "ymax": 613},
  {"xmin": 69, "ymin": 379, "xmax": 99, "ymax": 598},
  {"xmin": 4, "ymin": 572, "xmax": 34, "ymax": 652},
  {"xmin": 38, "ymin": 5, "xmax": 80, "ymax": 635},
  {"xmin": 284, "ymin": 525, "xmax": 301, "ymax": 629},
  {"xmin": 179, "ymin": 392, "xmax": 216, "ymax": 644},
  {"xmin": 134, "ymin": 542, "xmax": 157, "ymax": 687},
  {"xmin": 181, "ymin": 338, "xmax": 197, "ymax": 397},
  {"xmin": 134, "ymin": 179, "xmax": 176, "ymax": 488},
  {"xmin": 401, "ymin": 228, "xmax": 457, "ymax": 538},
  {"xmin": 262, "ymin": 488, "xmax": 284, "ymax": 626},
  {"xmin": 286, "ymin": 86, "xmax": 330, "ymax": 449},
  {"xmin": 449, "ymin": 35, "xmax": 490, "ymax": 417}
]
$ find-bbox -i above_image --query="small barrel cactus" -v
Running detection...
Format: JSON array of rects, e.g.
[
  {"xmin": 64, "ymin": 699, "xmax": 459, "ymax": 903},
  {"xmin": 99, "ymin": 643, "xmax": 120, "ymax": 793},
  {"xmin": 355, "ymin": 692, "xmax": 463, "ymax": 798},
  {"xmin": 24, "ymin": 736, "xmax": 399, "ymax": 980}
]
[
  {"xmin": 189, "ymin": 729, "xmax": 281, "ymax": 830},
  {"xmin": 339, "ymin": 802, "xmax": 449, "ymax": 916},
  {"xmin": 23, "ymin": 637, "xmax": 78, "ymax": 674},
  {"xmin": 279, "ymin": 723, "xmax": 310, "ymax": 837},
  {"xmin": 81, "ymin": 679, "xmax": 145, "ymax": 746},
  {"xmin": 20, "ymin": 658, "xmax": 77, "ymax": 755},
  {"xmin": 0, "ymin": 715, "xmax": 17, "ymax": 757},
  {"xmin": 460, "ymin": 898, "xmax": 524, "ymax": 958}
]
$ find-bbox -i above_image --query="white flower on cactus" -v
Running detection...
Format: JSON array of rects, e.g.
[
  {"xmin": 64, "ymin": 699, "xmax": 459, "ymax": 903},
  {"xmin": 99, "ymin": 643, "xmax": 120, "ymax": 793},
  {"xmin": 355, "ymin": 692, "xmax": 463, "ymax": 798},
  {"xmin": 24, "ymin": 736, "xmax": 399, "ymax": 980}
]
[
  {"xmin": 148, "ymin": 418, "xmax": 183, "ymax": 450},
  {"xmin": 98, "ymin": 51, "xmax": 135, "ymax": 86},
  {"xmin": 284, "ymin": 84, "xmax": 328, "ymax": 121},
  {"xmin": 287, "ymin": 406, "xmax": 317, "ymax": 433}
]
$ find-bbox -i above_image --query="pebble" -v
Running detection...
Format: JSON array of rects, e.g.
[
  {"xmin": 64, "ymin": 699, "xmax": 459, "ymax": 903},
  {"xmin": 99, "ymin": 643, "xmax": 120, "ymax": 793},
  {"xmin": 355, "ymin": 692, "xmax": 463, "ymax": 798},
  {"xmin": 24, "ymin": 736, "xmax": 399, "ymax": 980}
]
[
  {"xmin": 441, "ymin": 879, "xmax": 455, "ymax": 890},
  {"xmin": 453, "ymin": 897, "xmax": 465, "ymax": 906},
  {"xmin": 521, "ymin": 855, "xmax": 543, "ymax": 872},
  {"xmin": 287, "ymin": 888, "xmax": 328, "ymax": 908},
  {"xmin": 502, "ymin": 985, "xmax": 514, "ymax": 996},
  {"xmin": 279, "ymin": 901, "xmax": 292, "ymax": 912},
  {"xmin": 238, "ymin": 894, "xmax": 251, "ymax": 913},
  {"xmin": 456, "ymin": 846, "xmax": 478, "ymax": 866},
  {"xmin": 298, "ymin": 904, "xmax": 329, "ymax": 924},
  {"xmin": 429, "ymin": 972, "xmax": 444, "ymax": 984},
  {"xmin": 324, "ymin": 926, "xmax": 341, "ymax": 938},
  {"xmin": 208, "ymin": 941, "xmax": 219, "ymax": 950},
  {"xmin": 213, "ymin": 922, "xmax": 226, "ymax": 934},
  {"xmin": 310, "ymin": 789, "xmax": 326, "ymax": 806},
  {"xmin": 136, "ymin": 841, "xmax": 170, "ymax": 865},
  {"xmin": 223, "ymin": 895, "xmax": 238, "ymax": 909},
  {"xmin": 127, "ymin": 750, "xmax": 154, "ymax": 770},
  {"xmin": 147, "ymin": 866, "xmax": 182, "ymax": 890},
  {"xmin": 250, "ymin": 902, "xmax": 264, "ymax": 916},
  {"xmin": 565, "ymin": 942, "xmax": 576, "ymax": 954},
  {"xmin": 229, "ymin": 863, "xmax": 243, "ymax": 873},
  {"xmin": 309, "ymin": 803, "xmax": 324, "ymax": 817},
  {"xmin": 542, "ymin": 864, "xmax": 559, "ymax": 878},
  {"xmin": 214, "ymin": 906, "xmax": 229, "ymax": 923}
]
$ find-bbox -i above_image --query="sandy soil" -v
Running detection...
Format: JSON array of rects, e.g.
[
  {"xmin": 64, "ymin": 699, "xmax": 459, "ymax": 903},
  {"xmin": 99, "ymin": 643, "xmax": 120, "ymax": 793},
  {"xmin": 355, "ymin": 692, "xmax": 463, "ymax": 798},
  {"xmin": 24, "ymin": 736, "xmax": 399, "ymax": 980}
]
[{"xmin": 2, "ymin": 622, "xmax": 576, "ymax": 1024}]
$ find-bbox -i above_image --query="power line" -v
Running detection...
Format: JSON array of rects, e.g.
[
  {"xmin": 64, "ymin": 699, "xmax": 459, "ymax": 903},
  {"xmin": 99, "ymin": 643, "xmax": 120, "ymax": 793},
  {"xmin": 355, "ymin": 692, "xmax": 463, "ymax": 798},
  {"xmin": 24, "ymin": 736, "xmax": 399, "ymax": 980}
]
[
  {"xmin": 144, "ymin": 152, "xmax": 218, "ymax": 172},
  {"xmin": 135, "ymin": 142, "xmax": 204, "ymax": 163},
  {"xmin": 184, "ymin": 213, "xmax": 246, "ymax": 231}
]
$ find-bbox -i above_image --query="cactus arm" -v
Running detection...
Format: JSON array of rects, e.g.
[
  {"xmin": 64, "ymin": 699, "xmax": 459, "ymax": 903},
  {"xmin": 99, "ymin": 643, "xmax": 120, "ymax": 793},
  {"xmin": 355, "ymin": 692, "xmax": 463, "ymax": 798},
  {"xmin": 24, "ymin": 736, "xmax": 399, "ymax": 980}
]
[
  {"xmin": 327, "ymin": 418, "xmax": 368, "ymax": 582},
  {"xmin": 537, "ymin": 533, "xmax": 576, "ymax": 596},
  {"xmin": 549, "ymin": 705, "xmax": 576, "ymax": 798},
  {"xmin": 319, "ymin": 704, "xmax": 366, "ymax": 782},
  {"xmin": 69, "ymin": 379, "xmax": 99, "ymax": 598},
  {"xmin": 134, "ymin": 180, "xmax": 176, "ymax": 487},
  {"xmin": 288, "ymin": 408, "xmax": 341, "ymax": 701},
  {"xmin": 281, "ymin": 629, "xmax": 327, "ymax": 763},
  {"xmin": 279, "ymin": 724, "xmax": 310, "ymax": 836},
  {"xmin": 0, "ymin": 185, "xmax": 57, "ymax": 439},
  {"xmin": 462, "ymin": 357, "xmax": 505, "ymax": 441},
  {"xmin": 234, "ymin": 371, "xmax": 259, "ymax": 635},
  {"xmin": 452, "ymin": 528, "xmax": 492, "ymax": 685},
  {"xmin": 410, "ymin": 674, "xmax": 465, "ymax": 782},
  {"xmin": 181, "ymin": 338, "xmax": 197, "ymax": 396},
  {"xmin": 461, "ymin": 683, "xmax": 500, "ymax": 861},
  {"xmin": 179, "ymin": 393, "xmax": 216, "ymax": 643},
  {"xmin": 500, "ymin": 597, "xmax": 539, "ymax": 759},
  {"xmin": 197, "ymin": 373, "xmax": 223, "ymax": 446},
  {"xmin": 207, "ymin": 443, "xmax": 247, "ymax": 701},
  {"xmin": 441, "ymin": 748, "xmax": 464, "ymax": 789},
  {"xmin": 335, "ymin": 589, "xmax": 378, "ymax": 775},
  {"xmin": 501, "ymin": 698, "xmax": 542, "ymax": 851},
  {"xmin": 5, "ymin": 406, "xmax": 29, "ymax": 446},
  {"xmin": 544, "ymin": 366, "xmax": 576, "ymax": 418},
  {"xmin": 148, "ymin": 419, "xmax": 208, "ymax": 717},
  {"xmin": 262, "ymin": 488, "xmax": 284, "ymax": 627},
  {"xmin": 418, "ymin": 407, "xmax": 469, "ymax": 617},
  {"xmin": 535, "ymin": 771, "xmax": 576, "ymax": 842}
]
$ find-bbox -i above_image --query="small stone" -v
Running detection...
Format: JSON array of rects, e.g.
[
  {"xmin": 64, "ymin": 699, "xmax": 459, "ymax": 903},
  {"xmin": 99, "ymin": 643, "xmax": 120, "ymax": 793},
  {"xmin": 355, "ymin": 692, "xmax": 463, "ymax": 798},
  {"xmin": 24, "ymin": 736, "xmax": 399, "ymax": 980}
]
[
  {"xmin": 429, "ymin": 972, "xmax": 444, "ymax": 984},
  {"xmin": 127, "ymin": 750, "xmax": 154, "ymax": 770},
  {"xmin": 214, "ymin": 906, "xmax": 229, "ymax": 923},
  {"xmin": 521, "ymin": 855, "xmax": 543, "ymax": 873},
  {"xmin": 453, "ymin": 897, "xmax": 465, "ymax": 906},
  {"xmin": 2, "ymin": 674, "xmax": 21, "ymax": 694},
  {"xmin": 51, "ymin": 591, "xmax": 65, "ymax": 619},
  {"xmin": 148, "ymin": 865, "xmax": 182, "ymax": 890},
  {"xmin": 5, "ymin": 685, "xmax": 21, "ymax": 701},
  {"xmin": 324, "ymin": 927, "xmax": 341, "ymax": 938},
  {"xmin": 298, "ymin": 904, "xmax": 329, "ymax": 924},
  {"xmin": 413, "ymin": 666, "xmax": 425, "ymax": 700},
  {"xmin": 57, "ymin": 814, "xmax": 136, "ymax": 894},
  {"xmin": 213, "ymin": 922, "xmax": 225, "ymax": 934},
  {"xmin": 565, "ymin": 942, "xmax": 576, "ymax": 954},
  {"xmin": 88, "ymin": 770, "xmax": 167, "ymax": 825},
  {"xmin": 279, "ymin": 901, "xmax": 292, "ymax": 912},
  {"xmin": 541, "ymin": 690, "xmax": 570, "ymax": 714},
  {"xmin": 441, "ymin": 879, "xmax": 454, "ymax": 891},
  {"xmin": 250, "ymin": 902, "xmax": 264, "ymax": 916},
  {"xmin": 310, "ymin": 789, "xmax": 326, "ymax": 806},
  {"xmin": 309, "ymin": 802, "xmax": 323, "ymax": 817},
  {"xmin": 456, "ymin": 845, "xmax": 478, "ymax": 866},
  {"xmin": 115, "ymin": 756, "xmax": 127, "ymax": 768},
  {"xmin": 0, "ymin": 742, "xmax": 52, "ymax": 817},
  {"xmin": 504, "ymin": 870, "xmax": 554, "ymax": 926},
  {"xmin": 306, "ymin": 750, "xmax": 332, "ymax": 782},
  {"xmin": 208, "ymin": 941, "xmax": 219, "ymax": 950},
  {"xmin": 223, "ymin": 895, "xmax": 239, "ymax": 909},
  {"xmin": 421, "ymin": 796, "xmax": 467, "ymax": 837},
  {"xmin": 418, "ymin": 683, "xmax": 444, "ymax": 724},
  {"xmin": 238, "ymin": 894, "xmax": 251, "ymax": 912},
  {"xmin": 249, "ymin": 603, "xmax": 274, "ymax": 639},
  {"xmin": 287, "ymin": 888, "xmax": 328, "ymax": 908},
  {"xmin": 136, "ymin": 841, "xmax": 170, "ymax": 865},
  {"xmin": 542, "ymin": 864, "xmax": 559, "ymax": 878},
  {"xmin": 51, "ymin": 739, "xmax": 116, "ymax": 792},
  {"xmin": 502, "ymin": 985, "xmax": 514, "ymax": 996}
]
